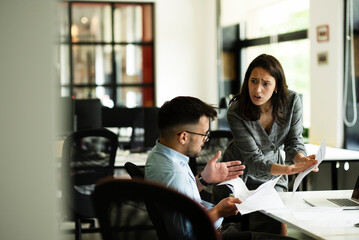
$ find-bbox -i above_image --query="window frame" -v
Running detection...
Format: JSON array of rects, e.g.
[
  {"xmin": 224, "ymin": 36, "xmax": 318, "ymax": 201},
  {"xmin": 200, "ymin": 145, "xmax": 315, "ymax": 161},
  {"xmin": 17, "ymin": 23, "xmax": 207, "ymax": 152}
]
[{"xmin": 60, "ymin": 1, "xmax": 155, "ymax": 107}]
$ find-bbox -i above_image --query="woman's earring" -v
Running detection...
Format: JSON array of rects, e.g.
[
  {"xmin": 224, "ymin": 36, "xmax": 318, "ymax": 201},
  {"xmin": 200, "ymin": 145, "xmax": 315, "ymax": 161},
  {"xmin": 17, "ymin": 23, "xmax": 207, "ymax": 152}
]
[{"xmin": 274, "ymin": 90, "xmax": 278, "ymax": 94}]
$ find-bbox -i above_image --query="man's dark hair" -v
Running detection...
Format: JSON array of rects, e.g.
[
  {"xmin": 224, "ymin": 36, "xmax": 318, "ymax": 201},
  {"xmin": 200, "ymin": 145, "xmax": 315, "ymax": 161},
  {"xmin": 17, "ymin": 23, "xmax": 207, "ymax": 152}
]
[{"xmin": 158, "ymin": 96, "xmax": 217, "ymax": 134}]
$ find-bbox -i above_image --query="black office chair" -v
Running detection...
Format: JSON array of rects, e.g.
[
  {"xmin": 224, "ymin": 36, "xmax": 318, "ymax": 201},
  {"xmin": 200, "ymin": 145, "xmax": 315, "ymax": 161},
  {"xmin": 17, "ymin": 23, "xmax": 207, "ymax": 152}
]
[
  {"xmin": 93, "ymin": 178, "xmax": 221, "ymax": 240},
  {"xmin": 124, "ymin": 161, "xmax": 145, "ymax": 179},
  {"xmin": 124, "ymin": 162, "xmax": 166, "ymax": 238},
  {"xmin": 61, "ymin": 128, "xmax": 118, "ymax": 240},
  {"xmin": 123, "ymin": 162, "xmax": 218, "ymax": 239}
]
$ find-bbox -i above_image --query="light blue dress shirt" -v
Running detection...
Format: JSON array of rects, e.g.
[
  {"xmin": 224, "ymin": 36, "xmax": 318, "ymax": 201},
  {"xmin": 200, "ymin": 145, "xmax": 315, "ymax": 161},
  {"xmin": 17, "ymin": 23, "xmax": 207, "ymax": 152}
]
[{"xmin": 145, "ymin": 141, "xmax": 223, "ymax": 236}]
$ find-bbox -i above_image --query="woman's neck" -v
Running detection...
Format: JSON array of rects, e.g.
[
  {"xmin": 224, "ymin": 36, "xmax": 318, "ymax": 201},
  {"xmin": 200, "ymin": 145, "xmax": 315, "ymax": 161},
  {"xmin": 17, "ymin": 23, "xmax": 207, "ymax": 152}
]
[{"xmin": 260, "ymin": 103, "xmax": 272, "ymax": 114}]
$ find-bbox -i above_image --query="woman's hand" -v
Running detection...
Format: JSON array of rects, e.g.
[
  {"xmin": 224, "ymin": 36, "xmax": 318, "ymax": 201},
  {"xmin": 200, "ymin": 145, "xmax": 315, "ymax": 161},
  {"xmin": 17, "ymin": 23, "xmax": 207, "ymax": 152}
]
[
  {"xmin": 285, "ymin": 158, "xmax": 318, "ymax": 175},
  {"xmin": 293, "ymin": 153, "xmax": 319, "ymax": 172},
  {"xmin": 271, "ymin": 153, "xmax": 318, "ymax": 175}
]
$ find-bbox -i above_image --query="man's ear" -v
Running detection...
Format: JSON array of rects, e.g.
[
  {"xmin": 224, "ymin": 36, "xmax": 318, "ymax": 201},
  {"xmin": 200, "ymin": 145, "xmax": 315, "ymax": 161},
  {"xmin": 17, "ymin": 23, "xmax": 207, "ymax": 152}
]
[{"xmin": 177, "ymin": 131, "xmax": 187, "ymax": 145}]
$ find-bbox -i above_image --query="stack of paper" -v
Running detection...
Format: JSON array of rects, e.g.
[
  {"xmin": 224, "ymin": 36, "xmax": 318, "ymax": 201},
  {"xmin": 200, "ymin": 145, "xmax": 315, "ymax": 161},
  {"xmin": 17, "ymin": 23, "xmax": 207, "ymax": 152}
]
[
  {"xmin": 218, "ymin": 139, "xmax": 326, "ymax": 214},
  {"xmin": 218, "ymin": 176, "xmax": 285, "ymax": 215}
]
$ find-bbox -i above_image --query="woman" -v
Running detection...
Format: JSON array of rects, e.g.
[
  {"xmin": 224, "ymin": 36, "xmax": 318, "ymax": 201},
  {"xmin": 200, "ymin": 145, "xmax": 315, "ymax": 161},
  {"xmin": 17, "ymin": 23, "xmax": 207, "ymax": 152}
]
[{"xmin": 213, "ymin": 54, "xmax": 318, "ymax": 235}]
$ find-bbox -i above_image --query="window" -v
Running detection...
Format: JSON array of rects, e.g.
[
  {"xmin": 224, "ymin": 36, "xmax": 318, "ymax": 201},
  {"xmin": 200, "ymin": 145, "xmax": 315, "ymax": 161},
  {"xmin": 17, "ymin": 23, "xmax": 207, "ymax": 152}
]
[
  {"xmin": 241, "ymin": 0, "xmax": 310, "ymax": 128},
  {"xmin": 220, "ymin": 0, "xmax": 310, "ymax": 129},
  {"xmin": 244, "ymin": 0, "xmax": 309, "ymax": 39},
  {"xmin": 58, "ymin": 1, "xmax": 155, "ymax": 107}
]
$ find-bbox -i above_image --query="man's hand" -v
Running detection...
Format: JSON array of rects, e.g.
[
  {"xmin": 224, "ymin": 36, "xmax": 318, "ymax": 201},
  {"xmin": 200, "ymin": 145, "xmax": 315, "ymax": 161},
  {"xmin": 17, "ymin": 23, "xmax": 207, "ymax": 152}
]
[
  {"xmin": 208, "ymin": 197, "xmax": 241, "ymax": 222},
  {"xmin": 201, "ymin": 151, "xmax": 245, "ymax": 184}
]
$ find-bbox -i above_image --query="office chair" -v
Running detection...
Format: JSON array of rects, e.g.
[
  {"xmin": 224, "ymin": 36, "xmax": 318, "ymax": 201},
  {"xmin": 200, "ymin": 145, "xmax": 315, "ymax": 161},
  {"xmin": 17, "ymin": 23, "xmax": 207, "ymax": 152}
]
[
  {"xmin": 61, "ymin": 128, "xmax": 118, "ymax": 240},
  {"xmin": 124, "ymin": 162, "xmax": 145, "ymax": 179},
  {"xmin": 124, "ymin": 161, "xmax": 167, "ymax": 239},
  {"xmin": 93, "ymin": 178, "xmax": 221, "ymax": 240}
]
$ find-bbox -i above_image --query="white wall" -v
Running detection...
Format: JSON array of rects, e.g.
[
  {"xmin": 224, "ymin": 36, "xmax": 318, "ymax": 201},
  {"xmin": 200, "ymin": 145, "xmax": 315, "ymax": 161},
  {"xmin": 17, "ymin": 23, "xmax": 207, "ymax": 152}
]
[
  {"xmin": 309, "ymin": 0, "xmax": 344, "ymax": 147},
  {"xmin": 0, "ymin": 1, "xmax": 58, "ymax": 239},
  {"xmin": 155, "ymin": 0, "xmax": 218, "ymax": 106}
]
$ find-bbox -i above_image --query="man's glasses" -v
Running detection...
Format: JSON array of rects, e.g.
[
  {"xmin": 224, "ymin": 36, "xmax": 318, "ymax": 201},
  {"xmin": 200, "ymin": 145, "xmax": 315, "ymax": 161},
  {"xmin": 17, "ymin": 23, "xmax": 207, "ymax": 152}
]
[{"xmin": 177, "ymin": 130, "xmax": 211, "ymax": 142}]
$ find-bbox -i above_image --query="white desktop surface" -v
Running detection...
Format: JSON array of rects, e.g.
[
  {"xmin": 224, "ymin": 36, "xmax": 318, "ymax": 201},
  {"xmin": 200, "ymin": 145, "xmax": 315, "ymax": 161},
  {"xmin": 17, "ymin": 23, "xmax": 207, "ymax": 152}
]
[
  {"xmin": 264, "ymin": 190, "xmax": 359, "ymax": 240},
  {"xmin": 115, "ymin": 150, "xmax": 148, "ymax": 167}
]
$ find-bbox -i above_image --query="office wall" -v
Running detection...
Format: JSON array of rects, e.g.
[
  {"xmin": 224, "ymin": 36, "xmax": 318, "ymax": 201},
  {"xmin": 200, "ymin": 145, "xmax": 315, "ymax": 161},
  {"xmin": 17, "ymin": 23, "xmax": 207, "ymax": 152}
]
[
  {"xmin": 155, "ymin": 0, "xmax": 218, "ymax": 106},
  {"xmin": 309, "ymin": 0, "xmax": 344, "ymax": 147},
  {"xmin": 0, "ymin": 1, "xmax": 57, "ymax": 239}
]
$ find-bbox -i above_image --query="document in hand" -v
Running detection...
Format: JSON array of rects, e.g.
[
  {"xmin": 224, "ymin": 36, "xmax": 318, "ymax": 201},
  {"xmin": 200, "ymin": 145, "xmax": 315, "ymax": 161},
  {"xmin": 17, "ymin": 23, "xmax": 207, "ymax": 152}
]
[
  {"xmin": 291, "ymin": 139, "xmax": 326, "ymax": 196},
  {"xmin": 217, "ymin": 176, "xmax": 285, "ymax": 215}
]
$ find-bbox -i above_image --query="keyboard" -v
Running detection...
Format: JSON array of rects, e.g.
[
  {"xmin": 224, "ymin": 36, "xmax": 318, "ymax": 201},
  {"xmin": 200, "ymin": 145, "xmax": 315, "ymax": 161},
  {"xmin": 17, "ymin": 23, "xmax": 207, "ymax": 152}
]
[{"xmin": 327, "ymin": 198, "xmax": 359, "ymax": 207}]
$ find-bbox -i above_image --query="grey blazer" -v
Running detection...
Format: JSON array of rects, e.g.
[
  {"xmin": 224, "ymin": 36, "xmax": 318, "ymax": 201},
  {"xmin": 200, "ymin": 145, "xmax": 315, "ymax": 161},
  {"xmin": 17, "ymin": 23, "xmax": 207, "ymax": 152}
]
[{"xmin": 222, "ymin": 90, "xmax": 306, "ymax": 191}]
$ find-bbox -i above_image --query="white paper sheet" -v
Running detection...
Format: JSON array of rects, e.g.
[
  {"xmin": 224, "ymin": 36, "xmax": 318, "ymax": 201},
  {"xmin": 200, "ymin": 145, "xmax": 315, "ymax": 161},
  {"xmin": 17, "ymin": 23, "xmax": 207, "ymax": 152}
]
[
  {"xmin": 218, "ymin": 176, "xmax": 285, "ymax": 215},
  {"xmin": 217, "ymin": 177, "xmax": 251, "ymax": 200},
  {"xmin": 292, "ymin": 139, "xmax": 326, "ymax": 196}
]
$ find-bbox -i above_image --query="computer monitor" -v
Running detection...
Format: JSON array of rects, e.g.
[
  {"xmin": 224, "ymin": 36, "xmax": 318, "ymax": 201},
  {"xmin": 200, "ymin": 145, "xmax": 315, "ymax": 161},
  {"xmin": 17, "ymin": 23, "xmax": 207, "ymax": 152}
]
[
  {"xmin": 74, "ymin": 99, "xmax": 102, "ymax": 131},
  {"xmin": 143, "ymin": 107, "xmax": 160, "ymax": 149},
  {"xmin": 102, "ymin": 106, "xmax": 159, "ymax": 150},
  {"xmin": 102, "ymin": 107, "xmax": 142, "ymax": 128}
]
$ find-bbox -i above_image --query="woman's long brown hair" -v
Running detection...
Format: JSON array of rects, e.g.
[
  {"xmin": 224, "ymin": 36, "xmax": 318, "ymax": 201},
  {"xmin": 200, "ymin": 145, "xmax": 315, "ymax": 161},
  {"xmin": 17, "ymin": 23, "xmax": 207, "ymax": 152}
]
[{"xmin": 230, "ymin": 54, "xmax": 289, "ymax": 125}]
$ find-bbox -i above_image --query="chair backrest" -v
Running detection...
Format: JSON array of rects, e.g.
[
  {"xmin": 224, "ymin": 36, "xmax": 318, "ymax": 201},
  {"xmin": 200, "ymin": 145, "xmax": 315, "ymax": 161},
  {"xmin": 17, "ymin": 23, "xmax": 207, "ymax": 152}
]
[
  {"xmin": 195, "ymin": 130, "xmax": 233, "ymax": 165},
  {"xmin": 93, "ymin": 178, "xmax": 221, "ymax": 240},
  {"xmin": 124, "ymin": 162, "xmax": 145, "ymax": 179},
  {"xmin": 61, "ymin": 128, "xmax": 118, "ymax": 219},
  {"xmin": 124, "ymin": 162, "xmax": 170, "ymax": 239}
]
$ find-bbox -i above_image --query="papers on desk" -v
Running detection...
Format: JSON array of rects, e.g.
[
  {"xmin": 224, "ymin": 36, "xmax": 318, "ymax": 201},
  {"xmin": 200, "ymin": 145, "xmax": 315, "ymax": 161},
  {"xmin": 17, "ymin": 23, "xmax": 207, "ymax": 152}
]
[
  {"xmin": 218, "ymin": 176, "xmax": 285, "ymax": 215},
  {"xmin": 292, "ymin": 139, "xmax": 326, "ymax": 196},
  {"xmin": 217, "ymin": 139, "xmax": 327, "ymax": 215}
]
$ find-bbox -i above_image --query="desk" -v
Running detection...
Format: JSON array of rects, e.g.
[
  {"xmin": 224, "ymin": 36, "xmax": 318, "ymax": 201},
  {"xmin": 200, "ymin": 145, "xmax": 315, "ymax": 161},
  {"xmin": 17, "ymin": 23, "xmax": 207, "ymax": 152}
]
[
  {"xmin": 264, "ymin": 190, "xmax": 359, "ymax": 240},
  {"xmin": 305, "ymin": 144, "xmax": 359, "ymax": 190},
  {"xmin": 115, "ymin": 150, "xmax": 148, "ymax": 167},
  {"xmin": 114, "ymin": 145, "xmax": 359, "ymax": 188}
]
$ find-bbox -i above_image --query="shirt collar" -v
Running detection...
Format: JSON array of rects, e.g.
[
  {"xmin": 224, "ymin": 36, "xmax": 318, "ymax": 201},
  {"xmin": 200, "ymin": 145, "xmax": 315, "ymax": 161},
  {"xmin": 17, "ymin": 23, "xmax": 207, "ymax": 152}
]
[{"xmin": 155, "ymin": 140, "xmax": 190, "ymax": 165}]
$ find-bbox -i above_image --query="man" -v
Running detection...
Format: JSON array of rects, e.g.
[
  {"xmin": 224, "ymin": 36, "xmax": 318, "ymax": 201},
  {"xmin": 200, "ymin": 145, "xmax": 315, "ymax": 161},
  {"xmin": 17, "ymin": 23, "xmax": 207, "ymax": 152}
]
[{"xmin": 145, "ymin": 96, "xmax": 295, "ymax": 240}]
